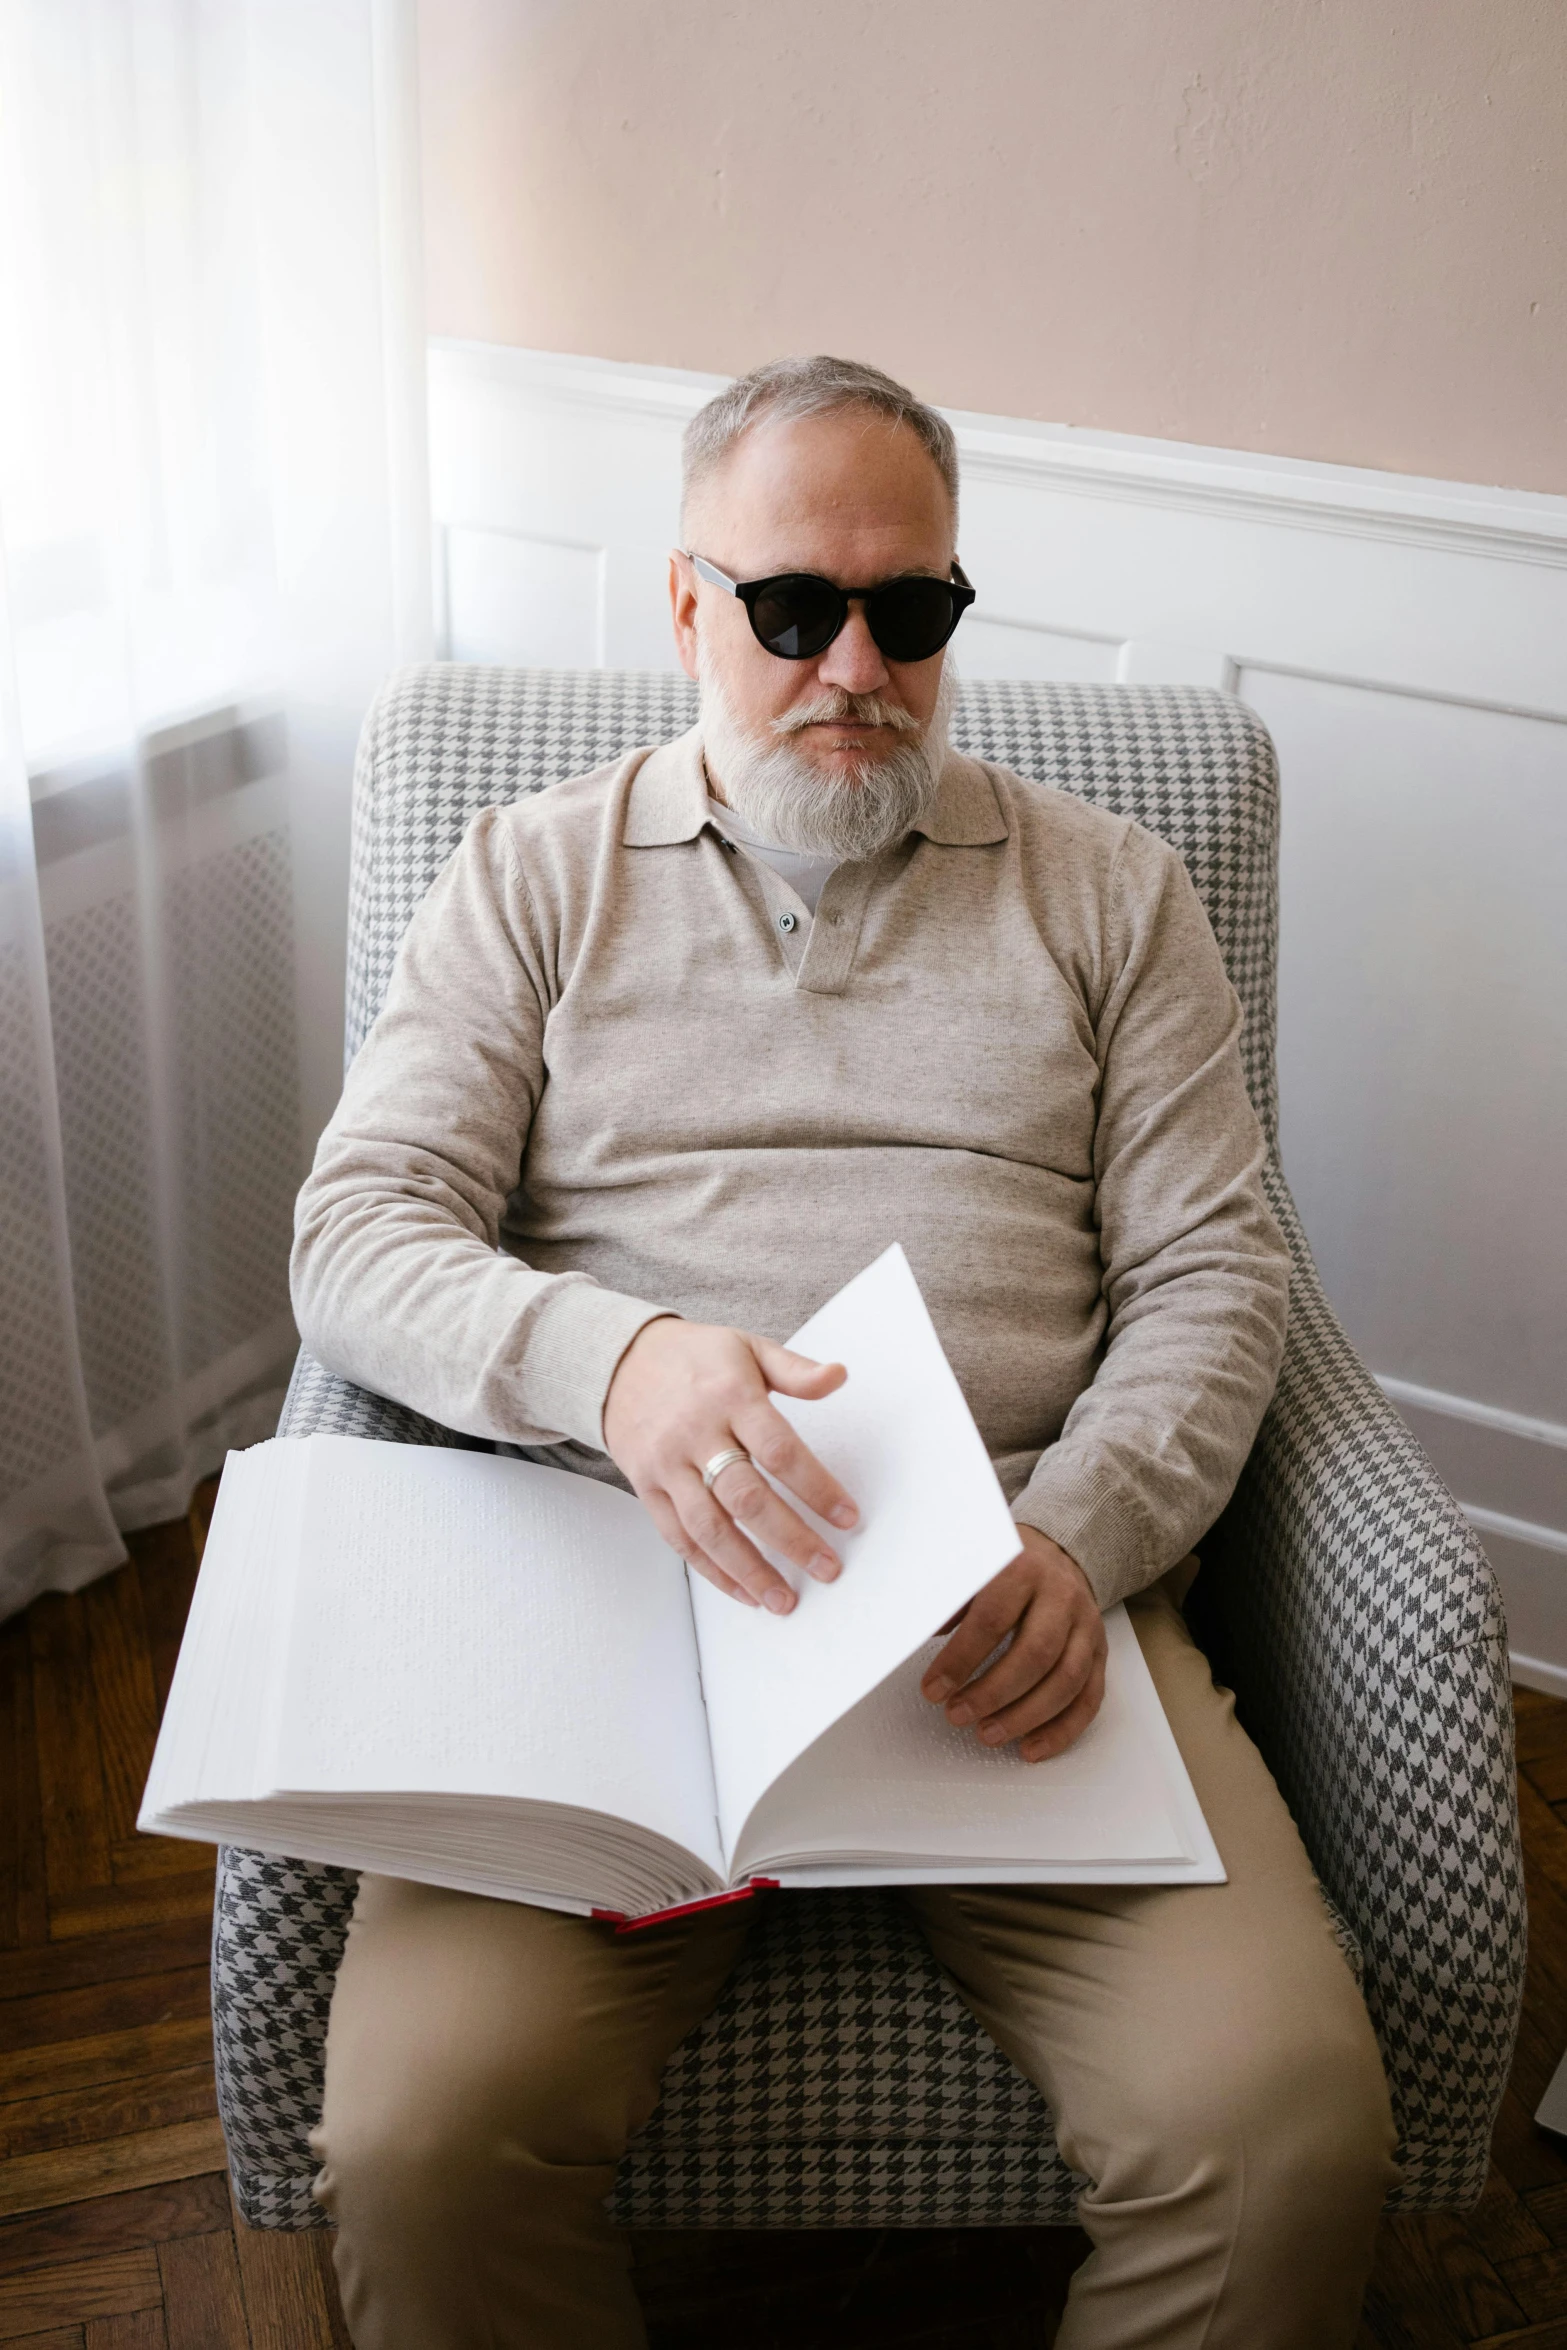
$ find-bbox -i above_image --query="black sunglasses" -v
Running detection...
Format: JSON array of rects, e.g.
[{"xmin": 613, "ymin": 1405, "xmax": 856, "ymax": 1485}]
[{"xmin": 687, "ymin": 551, "xmax": 976, "ymax": 664}]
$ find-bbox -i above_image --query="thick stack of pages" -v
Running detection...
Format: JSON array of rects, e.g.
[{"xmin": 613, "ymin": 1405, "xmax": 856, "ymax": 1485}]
[{"xmin": 141, "ymin": 1248, "xmax": 1223, "ymax": 1920}]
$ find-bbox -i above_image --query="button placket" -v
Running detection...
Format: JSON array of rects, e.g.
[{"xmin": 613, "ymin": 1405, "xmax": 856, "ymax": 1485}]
[
  {"xmin": 795, "ymin": 860, "xmax": 877, "ymax": 994},
  {"xmin": 707, "ymin": 826, "xmax": 810, "ymax": 973},
  {"xmin": 750, "ymin": 862, "xmax": 810, "ymax": 974}
]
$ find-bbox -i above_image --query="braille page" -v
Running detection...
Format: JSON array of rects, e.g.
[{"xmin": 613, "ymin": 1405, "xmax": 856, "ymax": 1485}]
[
  {"xmin": 269, "ymin": 1437, "xmax": 724, "ymax": 1880},
  {"xmin": 688, "ymin": 1245, "xmax": 1023, "ymax": 1867},
  {"xmin": 140, "ymin": 1440, "xmax": 309, "ymax": 1829},
  {"xmin": 732, "ymin": 1604, "xmax": 1224, "ymax": 1887}
]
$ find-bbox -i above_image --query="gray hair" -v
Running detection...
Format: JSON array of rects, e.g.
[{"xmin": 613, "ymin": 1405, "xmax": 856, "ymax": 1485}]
[{"xmin": 681, "ymin": 355, "xmax": 959, "ymax": 529}]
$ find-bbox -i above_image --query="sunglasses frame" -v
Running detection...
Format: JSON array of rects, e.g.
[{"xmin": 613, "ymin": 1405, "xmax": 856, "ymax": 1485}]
[{"xmin": 686, "ymin": 551, "xmax": 976, "ymax": 663}]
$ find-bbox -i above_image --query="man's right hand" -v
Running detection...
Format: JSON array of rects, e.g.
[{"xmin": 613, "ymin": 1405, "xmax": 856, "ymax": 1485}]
[{"xmin": 602, "ymin": 1318, "xmax": 858, "ymax": 1613}]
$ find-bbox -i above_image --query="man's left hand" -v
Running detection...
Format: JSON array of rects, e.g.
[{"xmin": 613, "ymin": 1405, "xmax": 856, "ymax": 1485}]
[{"xmin": 920, "ymin": 1527, "xmax": 1107, "ymax": 1763}]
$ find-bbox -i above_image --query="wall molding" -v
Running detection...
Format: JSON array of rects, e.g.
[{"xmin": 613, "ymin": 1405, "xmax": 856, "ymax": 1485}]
[
  {"xmin": 1465, "ymin": 1505, "xmax": 1567, "ymax": 1562},
  {"xmin": 1227, "ymin": 658, "xmax": 1567, "ymax": 733},
  {"xmin": 1373, "ymin": 1376, "xmax": 1567, "ymax": 1677},
  {"xmin": 432, "ymin": 341, "xmax": 720, "ymax": 429},
  {"xmin": 952, "ymin": 420, "xmax": 1567, "ymax": 573},
  {"xmin": 432, "ymin": 339, "xmax": 1567, "ymax": 573},
  {"xmin": 1376, "ymin": 1374, "xmax": 1567, "ymax": 1455},
  {"xmin": 1375, "ymin": 1376, "xmax": 1567, "ymax": 1696}
]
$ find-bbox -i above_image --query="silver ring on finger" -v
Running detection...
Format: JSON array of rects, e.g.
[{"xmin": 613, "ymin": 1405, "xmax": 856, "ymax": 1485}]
[{"xmin": 701, "ymin": 1445, "xmax": 753, "ymax": 1494}]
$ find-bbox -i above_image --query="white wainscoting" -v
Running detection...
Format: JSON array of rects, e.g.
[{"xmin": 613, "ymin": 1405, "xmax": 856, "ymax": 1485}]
[{"xmin": 428, "ymin": 338, "xmax": 1567, "ymax": 1686}]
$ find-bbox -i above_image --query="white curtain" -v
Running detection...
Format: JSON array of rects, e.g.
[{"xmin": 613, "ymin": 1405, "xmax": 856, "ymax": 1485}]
[{"xmin": 0, "ymin": 0, "xmax": 430, "ymax": 1616}]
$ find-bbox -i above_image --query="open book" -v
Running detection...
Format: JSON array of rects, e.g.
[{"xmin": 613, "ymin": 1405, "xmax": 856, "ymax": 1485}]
[{"xmin": 141, "ymin": 1246, "xmax": 1223, "ymax": 1920}]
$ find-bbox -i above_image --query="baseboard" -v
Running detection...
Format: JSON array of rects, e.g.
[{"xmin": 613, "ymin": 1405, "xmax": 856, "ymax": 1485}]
[
  {"xmin": 1457, "ymin": 1517, "xmax": 1567, "ymax": 1691},
  {"xmin": 1371, "ymin": 1377, "xmax": 1567, "ymax": 1683},
  {"xmin": 1511, "ymin": 1652, "xmax": 1567, "ymax": 1702}
]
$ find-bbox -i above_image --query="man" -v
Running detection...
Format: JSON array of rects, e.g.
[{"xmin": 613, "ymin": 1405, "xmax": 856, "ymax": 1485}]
[{"xmin": 294, "ymin": 355, "xmax": 1396, "ymax": 2349}]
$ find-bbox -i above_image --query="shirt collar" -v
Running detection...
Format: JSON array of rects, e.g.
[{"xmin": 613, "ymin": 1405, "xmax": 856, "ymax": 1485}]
[
  {"xmin": 621, "ymin": 727, "xmax": 710, "ymax": 845},
  {"xmin": 911, "ymin": 753, "xmax": 1009, "ymax": 845},
  {"xmin": 621, "ymin": 722, "xmax": 1009, "ymax": 849}
]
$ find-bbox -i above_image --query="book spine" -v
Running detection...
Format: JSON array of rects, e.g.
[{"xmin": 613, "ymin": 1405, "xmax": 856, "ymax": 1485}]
[{"xmin": 593, "ymin": 1879, "xmax": 779, "ymax": 1935}]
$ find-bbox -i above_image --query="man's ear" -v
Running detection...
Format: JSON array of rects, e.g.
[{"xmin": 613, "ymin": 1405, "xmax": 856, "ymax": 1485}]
[{"xmin": 669, "ymin": 551, "xmax": 701, "ymax": 683}]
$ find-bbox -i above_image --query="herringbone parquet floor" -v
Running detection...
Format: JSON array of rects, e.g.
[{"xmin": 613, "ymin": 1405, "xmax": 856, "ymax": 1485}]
[{"xmin": 1, "ymin": 1492, "xmax": 1565, "ymax": 2346}]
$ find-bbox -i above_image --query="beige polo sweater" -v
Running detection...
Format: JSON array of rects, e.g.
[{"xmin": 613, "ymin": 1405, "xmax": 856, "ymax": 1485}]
[{"xmin": 292, "ymin": 726, "xmax": 1290, "ymax": 1611}]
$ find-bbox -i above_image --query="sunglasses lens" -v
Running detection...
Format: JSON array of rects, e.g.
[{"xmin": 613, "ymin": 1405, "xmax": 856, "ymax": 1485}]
[
  {"xmin": 748, "ymin": 575, "xmax": 844, "ymax": 659},
  {"xmin": 868, "ymin": 578, "xmax": 961, "ymax": 662}
]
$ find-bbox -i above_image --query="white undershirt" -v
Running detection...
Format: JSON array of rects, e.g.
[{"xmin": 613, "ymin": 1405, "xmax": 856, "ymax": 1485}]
[{"xmin": 705, "ymin": 797, "xmax": 839, "ymax": 915}]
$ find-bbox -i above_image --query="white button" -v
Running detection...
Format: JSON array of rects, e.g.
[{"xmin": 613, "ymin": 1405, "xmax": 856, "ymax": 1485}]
[{"xmin": 778, "ymin": 911, "xmax": 798, "ymax": 933}]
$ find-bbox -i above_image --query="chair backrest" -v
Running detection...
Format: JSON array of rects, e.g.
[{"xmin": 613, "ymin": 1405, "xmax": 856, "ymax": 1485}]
[{"xmin": 348, "ymin": 667, "xmax": 1280, "ymax": 1145}]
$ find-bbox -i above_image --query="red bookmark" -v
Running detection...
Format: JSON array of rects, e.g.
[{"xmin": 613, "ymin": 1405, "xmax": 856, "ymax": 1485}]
[{"xmin": 593, "ymin": 1879, "xmax": 779, "ymax": 1934}]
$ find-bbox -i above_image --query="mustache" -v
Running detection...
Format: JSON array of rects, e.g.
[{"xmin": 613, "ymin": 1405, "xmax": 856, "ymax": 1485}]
[{"xmin": 770, "ymin": 690, "xmax": 922, "ymax": 738}]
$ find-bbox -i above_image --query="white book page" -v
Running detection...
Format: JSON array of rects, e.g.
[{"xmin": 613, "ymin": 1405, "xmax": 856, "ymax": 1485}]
[
  {"xmin": 270, "ymin": 1437, "xmax": 725, "ymax": 1880},
  {"xmin": 732, "ymin": 1604, "xmax": 1203, "ymax": 1878},
  {"xmin": 141, "ymin": 1441, "xmax": 316, "ymax": 1824},
  {"xmin": 690, "ymin": 1246, "xmax": 1023, "ymax": 1865}
]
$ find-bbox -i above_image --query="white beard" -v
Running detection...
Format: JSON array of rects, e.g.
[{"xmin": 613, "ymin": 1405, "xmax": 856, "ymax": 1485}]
[{"xmin": 698, "ymin": 660, "xmax": 956, "ymax": 864}]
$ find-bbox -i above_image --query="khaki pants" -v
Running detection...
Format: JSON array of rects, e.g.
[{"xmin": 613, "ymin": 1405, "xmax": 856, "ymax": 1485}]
[{"xmin": 311, "ymin": 1583, "xmax": 1397, "ymax": 2348}]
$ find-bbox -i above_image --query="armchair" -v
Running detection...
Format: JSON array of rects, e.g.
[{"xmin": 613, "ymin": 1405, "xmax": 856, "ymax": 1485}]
[{"xmin": 211, "ymin": 666, "xmax": 1524, "ymax": 2228}]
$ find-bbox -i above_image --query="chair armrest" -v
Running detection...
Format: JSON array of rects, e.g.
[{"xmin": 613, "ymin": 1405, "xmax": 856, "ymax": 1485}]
[
  {"xmin": 1200, "ymin": 1161, "xmax": 1525, "ymax": 2208},
  {"xmin": 276, "ymin": 1348, "xmax": 478, "ymax": 1450}
]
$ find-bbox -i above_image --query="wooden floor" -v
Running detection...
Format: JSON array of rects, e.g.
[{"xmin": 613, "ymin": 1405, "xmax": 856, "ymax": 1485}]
[{"xmin": 4, "ymin": 1503, "xmax": 1567, "ymax": 2347}]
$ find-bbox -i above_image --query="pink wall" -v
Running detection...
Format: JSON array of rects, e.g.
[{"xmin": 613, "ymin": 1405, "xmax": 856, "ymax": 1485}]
[{"xmin": 418, "ymin": 0, "xmax": 1567, "ymax": 494}]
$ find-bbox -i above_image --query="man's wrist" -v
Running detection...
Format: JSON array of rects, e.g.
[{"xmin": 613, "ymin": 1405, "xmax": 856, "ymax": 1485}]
[
  {"xmin": 601, "ymin": 1312, "xmax": 683, "ymax": 1450},
  {"xmin": 1011, "ymin": 1458, "xmax": 1153, "ymax": 1612},
  {"xmin": 1013, "ymin": 1521, "xmax": 1094, "ymax": 1594}
]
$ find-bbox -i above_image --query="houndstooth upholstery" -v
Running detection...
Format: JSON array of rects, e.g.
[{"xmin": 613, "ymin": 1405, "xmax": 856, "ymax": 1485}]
[
  {"xmin": 1199, "ymin": 1162, "xmax": 1524, "ymax": 2210},
  {"xmin": 215, "ymin": 665, "xmax": 1523, "ymax": 2230},
  {"xmin": 343, "ymin": 667, "xmax": 704, "ymax": 1068}
]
